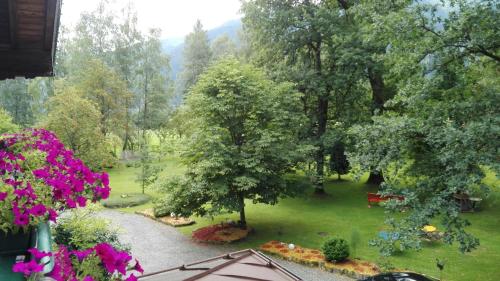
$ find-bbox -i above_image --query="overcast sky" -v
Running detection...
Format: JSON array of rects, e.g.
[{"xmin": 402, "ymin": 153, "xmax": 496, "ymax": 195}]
[{"xmin": 60, "ymin": 0, "xmax": 242, "ymax": 39}]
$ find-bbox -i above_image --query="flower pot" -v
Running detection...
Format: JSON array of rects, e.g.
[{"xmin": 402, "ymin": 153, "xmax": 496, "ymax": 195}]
[{"xmin": 0, "ymin": 228, "xmax": 34, "ymax": 255}]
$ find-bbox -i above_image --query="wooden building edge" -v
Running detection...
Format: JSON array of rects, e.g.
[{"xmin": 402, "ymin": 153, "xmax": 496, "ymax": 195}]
[{"xmin": 0, "ymin": 0, "xmax": 62, "ymax": 80}]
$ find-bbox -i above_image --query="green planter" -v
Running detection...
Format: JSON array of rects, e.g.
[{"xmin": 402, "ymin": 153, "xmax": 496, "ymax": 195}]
[
  {"xmin": 0, "ymin": 223, "xmax": 53, "ymax": 281},
  {"xmin": 0, "ymin": 228, "xmax": 34, "ymax": 256}
]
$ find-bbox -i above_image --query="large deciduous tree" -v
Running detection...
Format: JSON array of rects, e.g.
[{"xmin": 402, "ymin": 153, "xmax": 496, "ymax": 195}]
[
  {"xmin": 76, "ymin": 59, "xmax": 131, "ymax": 137},
  {"xmin": 242, "ymin": 0, "xmax": 369, "ymax": 193},
  {"xmin": 350, "ymin": 0, "xmax": 500, "ymax": 255},
  {"xmin": 44, "ymin": 89, "xmax": 112, "ymax": 170},
  {"xmin": 156, "ymin": 59, "xmax": 310, "ymax": 227},
  {"xmin": 113, "ymin": 2, "xmax": 144, "ymax": 151},
  {"xmin": 136, "ymin": 29, "xmax": 172, "ymax": 134}
]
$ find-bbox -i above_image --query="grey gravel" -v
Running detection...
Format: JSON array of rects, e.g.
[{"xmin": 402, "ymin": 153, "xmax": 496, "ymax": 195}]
[{"xmin": 97, "ymin": 210, "xmax": 354, "ymax": 281}]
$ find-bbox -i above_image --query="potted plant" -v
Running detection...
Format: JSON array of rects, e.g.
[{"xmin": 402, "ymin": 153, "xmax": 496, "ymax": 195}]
[{"xmin": 0, "ymin": 129, "xmax": 110, "ymax": 254}]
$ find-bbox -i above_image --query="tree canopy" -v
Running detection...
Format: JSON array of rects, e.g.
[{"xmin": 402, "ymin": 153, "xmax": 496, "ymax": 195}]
[
  {"xmin": 156, "ymin": 58, "xmax": 311, "ymax": 227},
  {"xmin": 44, "ymin": 88, "xmax": 112, "ymax": 170}
]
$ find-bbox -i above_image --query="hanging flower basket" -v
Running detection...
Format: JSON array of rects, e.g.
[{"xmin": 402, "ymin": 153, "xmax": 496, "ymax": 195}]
[{"xmin": 0, "ymin": 129, "xmax": 111, "ymax": 251}]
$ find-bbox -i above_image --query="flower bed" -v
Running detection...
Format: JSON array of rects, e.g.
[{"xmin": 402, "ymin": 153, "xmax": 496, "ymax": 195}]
[
  {"xmin": 135, "ymin": 209, "xmax": 194, "ymax": 227},
  {"xmin": 192, "ymin": 224, "xmax": 251, "ymax": 243},
  {"xmin": 260, "ymin": 241, "xmax": 380, "ymax": 279}
]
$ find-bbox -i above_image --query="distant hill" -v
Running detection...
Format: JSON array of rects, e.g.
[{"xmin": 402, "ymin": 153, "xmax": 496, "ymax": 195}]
[{"xmin": 162, "ymin": 19, "xmax": 242, "ymax": 80}]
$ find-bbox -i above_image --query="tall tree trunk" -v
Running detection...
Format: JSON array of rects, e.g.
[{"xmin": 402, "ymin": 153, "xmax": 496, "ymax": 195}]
[
  {"xmin": 122, "ymin": 96, "xmax": 132, "ymax": 152},
  {"xmin": 367, "ymin": 171, "xmax": 384, "ymax": 185},
  {"xmin": 315, "ymin": 95, "xmax": 328, "ymax": 194},
  {"xmin": 238, "ymin": 192, "xmax": 246, "ymax": 229},
  {"xmin": 367, "ymin": 66, "xmax": 385, "ymax": 114},
  {"xmin": 313, "ymin": 40, "xmax": 328, "ymax": 195},
  {"xmin": 367, "ymin": 65, "xmax": 387, "ymax": 186}
]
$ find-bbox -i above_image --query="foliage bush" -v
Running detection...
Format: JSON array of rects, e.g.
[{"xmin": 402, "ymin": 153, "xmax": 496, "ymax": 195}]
[
  {"xmin": 44, "ymin": 91, "xmax": 115, "ymax": 170},
  {"xmin": 322, "ymin": 238, "xmax": 350, "ymax": 263},
  {"xmin": 53, "ymin": 206, "xmax": 130, "ymax": 252},
  {"xmin": 101, "ymin": 193, "xmax": 151, "ymax": 209},
  {"xmin": 0, "ymin": 108, "xmax": 19, "ymax": 134},
  {"xmin": 153, "ymin": 175, "xmax": 210, "ymax": 217},
  {"xmin": 152, "ymin": 196, "xmax": 174, "ymax": 217}
]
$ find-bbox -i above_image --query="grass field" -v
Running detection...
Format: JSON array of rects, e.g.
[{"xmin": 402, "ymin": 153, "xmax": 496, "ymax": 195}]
[{"xmin": 106, "ymin": 157, "xmax": 499, "ymax": 281}]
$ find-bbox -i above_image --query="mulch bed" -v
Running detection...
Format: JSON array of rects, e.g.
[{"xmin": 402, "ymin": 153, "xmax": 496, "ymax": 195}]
[
  {"xmin": 192, "ymin": 223, "xmax": 252, "ymax": 244},
  {"xmin": 135, "ymin": 209, "xmax": 195, "ymax": 227},
  {"xmin": 260, "ymin": 240, "xmax": 380, "ymax": 279}
]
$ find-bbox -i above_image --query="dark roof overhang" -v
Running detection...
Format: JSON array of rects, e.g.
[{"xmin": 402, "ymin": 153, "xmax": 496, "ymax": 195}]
[{"xmin": 0, "ymin": 0, "xmax": 62, "ymax": 80}]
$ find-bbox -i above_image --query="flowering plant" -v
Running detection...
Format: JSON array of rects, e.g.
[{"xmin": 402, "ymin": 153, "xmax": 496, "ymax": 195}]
[
  {"xmin": 13, "ymin": 243, "xmax": 143, "ymax": 281},
  {"xmin": 0, "ymin": 129, "xmax": 110, "ymax": 233}
]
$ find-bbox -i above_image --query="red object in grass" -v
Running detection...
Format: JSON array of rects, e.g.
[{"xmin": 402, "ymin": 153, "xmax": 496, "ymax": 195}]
[
  {"xmin": 192, "ymin": 224, "xmax": 251, "ymax": 243},
  {"xmin": 367, "ymin": 192, "xmax": 405, "ymax": 207},
  {"xmin": 192, "ymin": 225, "xmax": 226, "ymax": 241}
]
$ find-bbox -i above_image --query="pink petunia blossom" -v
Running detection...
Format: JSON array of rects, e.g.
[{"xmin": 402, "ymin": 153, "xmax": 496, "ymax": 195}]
[
  {"xmin": 12, "ymin": 260, "xmax": 44, "ymax": 276},
  {"xmin": 28, "ymin": 248, "xmax": 52, "ymax": 260},
  {"xmin": 30, "ymin": 204, "xmax": 47, "ymax": 217},
  {"xmin": 71, "ymin": 248, "xmax": 94, "ymax": 262},
  {"xmin": 133, "ymin": 259, "xmax": 144, "ymax": 274},
  {"xmin": 125, "ymin": 274, "xmax": 138, "ymax": 281},
  {"xmin": 14, "ymin": 213, "xmax": 29, "ymax": 226}
]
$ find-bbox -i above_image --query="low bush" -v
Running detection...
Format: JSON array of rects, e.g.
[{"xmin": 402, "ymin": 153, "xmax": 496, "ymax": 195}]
[
  {"xmin": 152, "ymin": 196, "xmax": 174, "ymax": 217},
  {"xmin": 322, "ymin": 238, "xmax": 350, "ymax": 263},
  {"xmin": 152, "ymin": 175, "xmax": 208, "ymax": 217},
  {"xmin": 101, "ymin": 193, "xmax": 151, "ymax": 208},
  {"xmin": 53, "ymin": 205, "xmax": 130, "ymax": 252}
]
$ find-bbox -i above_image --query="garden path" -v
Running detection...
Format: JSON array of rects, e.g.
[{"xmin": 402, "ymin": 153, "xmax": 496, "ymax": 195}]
[{"xmin": 98, "ymin": 210, "xmax": 354, "ymax": 281}]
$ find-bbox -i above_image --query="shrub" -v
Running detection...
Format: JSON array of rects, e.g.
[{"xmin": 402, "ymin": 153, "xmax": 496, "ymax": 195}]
[
  {"xmin": 376, "ymin": 256, "xmax": 395, "ymax": 272},
  {"xmin": 101, "ymin": 193, "xmax": 151, "ymax": 209},
  {"xmin": 322, "ymin": 238, "xmax": 350, "ymax": 263},
  {"xmin": 53, "ymin": 206, "xmax": 130, "ymax": 253},
  {"xmin": 152, "ymin": 175, "xmax": 209, "ymax": 217},
  {"xmin": 152, "ymin": 196, "xmax": 174, "ymax": 217}
]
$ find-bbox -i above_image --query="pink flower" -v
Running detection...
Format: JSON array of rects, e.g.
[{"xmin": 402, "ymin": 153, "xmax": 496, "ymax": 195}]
[
  {"xmin": 14, "ymin": 213, "xmax": 29, "ymax": 226},
  {"xmin": 30, "ymin": 204, "xmax": 47, "ymax": 217},
  {"xmin": 133, "ymin": 259, "xmax": 144, "ymax": 274},
  {"xmin": 13, "ymin": 188, "xmax": 29, "ymax": 198},
  {"xmin": 28, "ymin": 248, "xmax": 52, "ymax": 260},
  {"xmin": 94, "ymin": 243, "xmax": 132, "ymax": 275},
  {"xmin": 101, "ymin": 173, "xmax": 110, "ymax": 187},
  {"xmin": 82, "ymin": 276, "xmax": 95, "ymax": 281},
  {"xmin": 126, "ymin": 274, "xmax": 138, "ymax": 281},
  {"xmin": 71, "ymin": 249, "xmax": 94, "ymax": 262},
  {"xmin": 0, "ymin": 192, "xmax": 7, "ymax": 201},
  {"xmin": 76, "ymin": 196, "xmax": 87, "ymax": 207},
  {"xmin": 12, "ymin": 260, "xmax": 44, "ymax": 276},
  {"xmin": 48, "ymin": 209, "xmax": 58, "ymax": 222}
]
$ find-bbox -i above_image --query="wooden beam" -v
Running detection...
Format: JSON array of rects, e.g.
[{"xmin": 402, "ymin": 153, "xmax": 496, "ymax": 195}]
[
  {"xmin": 7, "ymin": 0, "xmax": 17, "ymax": 48},
  {"xmin": 44, "ymin": 0, "xmax": 56, "ymax": 50}
]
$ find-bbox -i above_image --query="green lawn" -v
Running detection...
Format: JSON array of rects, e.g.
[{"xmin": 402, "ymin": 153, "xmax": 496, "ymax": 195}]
[
  {"xmin": 106, "ymin": 157, "xmax": 499, "ymax": 281},
  {"xmin": 104, "ymin": 156, "xmax": 185, "ymax": 213}
]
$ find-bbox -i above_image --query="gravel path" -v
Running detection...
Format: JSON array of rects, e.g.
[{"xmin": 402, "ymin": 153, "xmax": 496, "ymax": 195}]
[{"xmin": 98, "ymin": 210, "xmax": 354, "ymax": 281}]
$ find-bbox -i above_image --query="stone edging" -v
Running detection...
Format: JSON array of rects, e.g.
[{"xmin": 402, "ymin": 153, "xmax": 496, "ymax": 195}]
[{"xmin": 135, "ymin": 210, "xmax": 195, "ymax": 227}]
